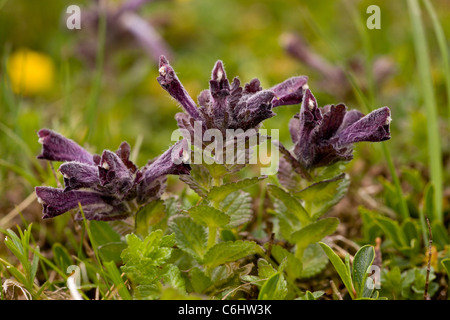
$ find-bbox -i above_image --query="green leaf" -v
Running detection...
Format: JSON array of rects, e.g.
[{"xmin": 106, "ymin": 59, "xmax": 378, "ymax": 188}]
[
  {"xmin": 372, "ymin": 215, "xmax": 407, "ymax": 248},
  {"xmin": 431, "ymin": 221, "xmax": 449, "ymax": 250},
  {"xmin": 135, "ymin": 199, "xmax": 165, "ymax": 237},
  {"xmin": 300, "ymin": 243, "xmax": 329, "ymax": 279},
  {"xmin": 189, "ymin": 267, "xmax": 212, "ymax": 293},
  {"xmin": 52, "ymin": 243, "xmax": 73, "ymax": 271},
  {"xmin": 121, "ymin": 231, "xmax": 175, "ymax": 287},
  {"xmin": 188, "ymin": 204, "xmax": 230, "ymax": 228},
  {"xmin": 270, "ymin": 245, "xmax": 302, "ymax": 279},
  {"xmin": 161, "ymin": 264, "xmax": 186, "ymax": 293},
  {"xmin": 179, "ymin": 164, "xmax": 210, "ymax": 198},
  {"xmin": 208, "ymin": 176, "xmax": 266, "ymax": 204},
  {"xmin": 168, "ymin": 215, "xmax": 208, "ymax": 262},
  {"xmin": 203, "ymin": 240, "xmax": 260, "ymax": 269},
  {"xmin": 295, "ymin": 173, "xmax": 349, "ymax": 220},
  {"xmin": 267, "ymin": 184, "xmax": 310, "ymax": 225},
  {"xmin": 104, "ymin": 261, "xmax": 132, "ymax": 300},
  {"xmin": 89, "ymin": 221, "xmax": 121, "ymax": 246},
  {"xmin": 218, "ymin": 191, "xmax": 253, "ymax": 229},
  {"xmin": 441, "ymin": 259, "xmax": 450, "ymax": 279},
  {"xmin": 296, "ymin": 290, "xmax": 325, "ymax": 300},
  {"xmin": 257, "ymin": 259, "xmax": 277, "ymax": 279},
  {"xmin": 352, "ymin": 245, "xmax": 375, "ymax": 299},
  {"xmin": 401, "ymin": 219, "xmax": 419, "ymax": 245},
  {"xmin": 290, "ymin": 218, "xmax": 339, "ymax": 258},
  {"xmin": 269, "ymin": 198, "xmax": 299, "ymax": 242},
  {"xmin": 258, "ymin": 272, "xmax": 287, "ymax": 300},
  {"xmin": 98, "ymin": 242, "xmax": 127, "ymax": 263},
  {"xmin": 319, "ymin": 242, "xmax": 355, "ymax": 299}
]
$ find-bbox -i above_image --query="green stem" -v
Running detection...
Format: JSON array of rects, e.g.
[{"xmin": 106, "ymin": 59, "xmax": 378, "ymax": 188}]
[
  {"xmin": 422, "ymin": 0, "xmax": 450, "ymax": 129},
  {"xmin": 408, "ymin": 0, "xmax": 443, "ymax": 222},
  {"xmin": 382, "ymin": 143, "xmax": 410, "ymax": 219},
  {"xmin": 85, "ymin": 5, "xmax": 107, "ymax": 140}
]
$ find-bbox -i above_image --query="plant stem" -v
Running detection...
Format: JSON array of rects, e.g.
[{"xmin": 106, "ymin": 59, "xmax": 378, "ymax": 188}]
[
  {"xmin": 422, "ymin": 0, "xmax": 450, "ymax": 129},
  {"xmin": 382, "ymin": 143, "xmax": 410, "ymax": 219},
  {"xmin": 408, "ymin": 0, "xmax": 443, "ymax": 222}
]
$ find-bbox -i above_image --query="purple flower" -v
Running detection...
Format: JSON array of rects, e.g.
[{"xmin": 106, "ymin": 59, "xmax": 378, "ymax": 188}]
[
  {"xmin": 37, "ymin": 129, "xmax": 95, "ymax": 165},
  {"xmin": 35, "ymin": 129, "xmax": 190, "ymax": 220},
  {"xmin": 280, "ymin": 88, "xmax": 391, "ymax": 173},
  {"xmin": 157, "ymin": 55, "xmax": 308, "ymax": 133}
]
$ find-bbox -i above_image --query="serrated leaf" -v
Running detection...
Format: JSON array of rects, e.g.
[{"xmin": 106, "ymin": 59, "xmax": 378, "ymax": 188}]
[
  {"xmin": 188, "ymin": 204, "xmax": 230, "ymax": 228},
  {"xmin": 295, "ymin": 173, "xmax": 349, "ymax": 220},
  {"xmin": 135, "ymin": 199, "xmax": 165, "ymax": 237},
  {"xmin": 121, "ymin": 231, "xmax": 175, "ymax": 287},
  {"xmin": 161, "ymin": 264, "xmax": 186, "ymax": 293},
  {"xmin": 270, "ymin": 244, "xmax": 302, "ymax": 279},
  {"xmin": 267, "ymin": 184, "xmax": 310, "ymax": 225},
  {"xmin": 319, "ymin": 242, "xmax": 355, "ymax": 299},
  {"xmin": 257, "ymin": 259, "xmax": 277, "ymax": 279},
  {"xmin": 271, "ymin": 198, "xmax": 300, "ymax": 242},
  {"xmin": 179, "ymin": 164, "xmax": 210, "ymax": 198},
  {"xmin": 258, "ymin": 272, "xmax": 287, "ymax": 300},
  {"xmin": 290, "ymin": 218, "xmax": 339, "ymax": 258},
  {"xmin": 352, "ymin": 245, "xmax": 375, "ymax": 298},
  {"xmin": 219, "ymin": 191, "xmax": 253, "ymax": 229},
  {"xmin": 203, "ymin": 240, "xmax": 260, "ymax": 269},
  {"xmin": 168, "ymin": 216, "xmax": 208, "ymax": 262},
  {"xmin": 189, "ymin": 267, "xmax": 213, "ymax": 293},
  {"xmin": 300, "ymin": 243, "xmax": 328, "ymax": 279},
  {"xmin": 208, "ymin": 176, "xmax": 266, "ymax": 204}
]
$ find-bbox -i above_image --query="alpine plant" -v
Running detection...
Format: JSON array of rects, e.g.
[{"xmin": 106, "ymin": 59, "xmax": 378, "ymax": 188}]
[
  {"xmin": 35, "ymin": 129, "xmax": 190, "ymax": 221},
  {"xmin": 277, "ymin": 88, "xmax": 391, "ymax": 189},
  {"xmin": 157, "ymin": 55, "xmax": 308, "ymax": 165}
]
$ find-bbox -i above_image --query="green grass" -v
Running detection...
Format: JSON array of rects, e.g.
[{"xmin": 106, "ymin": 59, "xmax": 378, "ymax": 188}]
[{"xmin": 407, "ymin": 0, "xmax": 443, "ymax": 222}]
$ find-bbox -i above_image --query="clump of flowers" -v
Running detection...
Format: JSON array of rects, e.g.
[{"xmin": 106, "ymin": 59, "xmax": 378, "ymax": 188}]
[
  {"xmin": 277, "ymin": 88, "xmax": 391, "ymax": 188},
  {"xmin": 35, "ymin": 129, "xmax": 190, "ymax": 221},
  {"xmin": 157, "ymin": 55, "xmax": 308, "ymax": 170}
]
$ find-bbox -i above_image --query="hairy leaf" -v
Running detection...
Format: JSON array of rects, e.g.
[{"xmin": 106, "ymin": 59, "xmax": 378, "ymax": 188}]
[
  {"xmin": 267, "ymin": 184, "xmax": 310, "ymax": 225},
  {"xmin": 188, "ymin": 204, "xmax": 230, "ymax": 228},
  {"xmin": 290, "ymin": 218, "xmax": 339, "ymax": 258},
  {"xmin": 295, "ymin": 173, "xmax": 349, "ymax": 220},
  {"xmin": 208, "ymin": 176, "xmax": 266, "ymax": 204},
  {"xmin": 352, "ymin": 245, "xmax": 375, "ymax": 298},
  {"xmin": 168, "ymin": 215, "xmax": 208, "ymax": 262},
  {"xmin": 219, "ymin": 191, "xmax": 253, "ymax": 229},
  {"xmin": 203, "ymin": 240, "xmax": 260, "ymax": 269}
]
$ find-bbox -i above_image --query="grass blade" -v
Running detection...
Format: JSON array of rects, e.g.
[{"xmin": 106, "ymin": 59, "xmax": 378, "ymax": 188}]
[
  {"xmin": 407, "ymin": 0, "xmax": 443, "ymax": 222},
  {"xmin": 422, "ymin": 0, "xmax": 450, "ymax": 128}
]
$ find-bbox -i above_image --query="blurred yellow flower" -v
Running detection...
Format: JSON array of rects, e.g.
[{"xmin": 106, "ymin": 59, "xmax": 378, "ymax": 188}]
[{"xmin": 7, "ymin": 49, "xmax": 55, "ymax": 96}]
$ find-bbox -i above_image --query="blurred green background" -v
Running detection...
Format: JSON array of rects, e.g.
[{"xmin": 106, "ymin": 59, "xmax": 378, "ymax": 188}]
[{"xmin": 0, "ymin": 0, "xmax": 449, "ymax": 221}]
